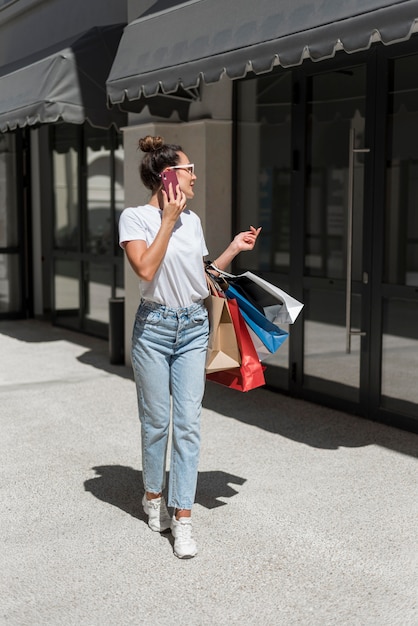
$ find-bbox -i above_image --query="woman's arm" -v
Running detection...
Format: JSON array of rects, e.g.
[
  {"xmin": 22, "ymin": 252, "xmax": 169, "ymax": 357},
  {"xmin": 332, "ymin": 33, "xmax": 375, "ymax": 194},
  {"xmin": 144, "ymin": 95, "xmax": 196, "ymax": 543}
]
[
  {"xmin": 124, "ymin": 216, "xmax": 176, "ymax": 281},
  {"xmin": 211, "ymin": 226, "xmax": 262, "ymax": 271},
  {"xmin": 124, "ymin": 186, "xmax": 187, "ymax": 281}
]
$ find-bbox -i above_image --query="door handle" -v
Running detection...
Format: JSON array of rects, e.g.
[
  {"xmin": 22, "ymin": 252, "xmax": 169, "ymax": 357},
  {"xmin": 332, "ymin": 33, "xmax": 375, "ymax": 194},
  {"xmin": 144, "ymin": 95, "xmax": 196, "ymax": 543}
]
[{"xmin": 345, "ymin": 129, "xmax": 369, "ymax": 354}]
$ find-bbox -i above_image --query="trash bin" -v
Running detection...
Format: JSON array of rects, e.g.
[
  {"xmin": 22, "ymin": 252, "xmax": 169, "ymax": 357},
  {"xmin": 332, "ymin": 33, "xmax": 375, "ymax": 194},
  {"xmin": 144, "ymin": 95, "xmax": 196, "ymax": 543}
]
[{"xmin": 109, "ymin": 297, "xmax": 125, "ymax": 364}]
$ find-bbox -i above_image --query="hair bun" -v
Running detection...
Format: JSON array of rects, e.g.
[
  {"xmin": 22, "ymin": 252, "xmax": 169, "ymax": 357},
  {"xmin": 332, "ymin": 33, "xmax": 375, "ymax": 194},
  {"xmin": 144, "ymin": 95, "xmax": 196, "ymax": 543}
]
[{"xmin": 138, "ymin": 135, "xmax": 164, "ymax": 153}]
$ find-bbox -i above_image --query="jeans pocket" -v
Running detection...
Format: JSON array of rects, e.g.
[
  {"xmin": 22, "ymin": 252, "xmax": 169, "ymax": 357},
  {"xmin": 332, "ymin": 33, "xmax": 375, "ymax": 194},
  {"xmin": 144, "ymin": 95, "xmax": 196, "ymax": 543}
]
[
  {"xmin": 137, "ymin": 307, "xmax": 162, "ymax": 325},
  {"xmin": 191, "ymin": 309, "xmax": 208, "ymax": 325}
]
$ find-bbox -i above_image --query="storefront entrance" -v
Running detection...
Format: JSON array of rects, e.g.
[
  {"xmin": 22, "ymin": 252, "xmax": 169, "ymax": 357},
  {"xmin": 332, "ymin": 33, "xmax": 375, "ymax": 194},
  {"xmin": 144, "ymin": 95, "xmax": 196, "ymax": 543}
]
[
  {"xmin": 0, "ymin": 130, "xmax": 32, "ymax": 320},
  {"xmin": 51, "ymin": 124, "xmax": 125, "ymax": 338},
  {"xmin": 236, "ymin": 41, "xmax": 418, "ymax": 431},
  {"xmin": 302, "ymin": 64, "xmax": 368, "ymax": 406}
]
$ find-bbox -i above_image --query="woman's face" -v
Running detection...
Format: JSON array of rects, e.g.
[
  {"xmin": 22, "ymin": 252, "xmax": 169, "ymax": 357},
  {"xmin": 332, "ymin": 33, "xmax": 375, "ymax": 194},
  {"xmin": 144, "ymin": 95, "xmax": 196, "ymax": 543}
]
[{"xmin": 169, "ymin": 151, "xmax": 196, "ymax": 200}]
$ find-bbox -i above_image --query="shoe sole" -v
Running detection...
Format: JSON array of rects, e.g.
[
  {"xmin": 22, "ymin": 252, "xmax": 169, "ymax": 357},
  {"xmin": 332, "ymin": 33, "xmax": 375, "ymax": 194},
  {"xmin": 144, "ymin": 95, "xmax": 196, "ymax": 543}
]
[
  {"xmin": 147, "ymin": 520, "xmax": 172, "ymax": 533},
  {"xmin": 174, "ymin": 551, "xmax": 197, "ymax": 559}
]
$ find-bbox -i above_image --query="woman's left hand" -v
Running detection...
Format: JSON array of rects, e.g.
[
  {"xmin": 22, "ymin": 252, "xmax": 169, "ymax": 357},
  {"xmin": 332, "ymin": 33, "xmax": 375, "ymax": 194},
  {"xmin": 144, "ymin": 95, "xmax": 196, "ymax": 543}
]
[
  {"xmin": 233, "ymin": 226, "xmax": 262, "ymax": 252},
  {"xmin": 211, "ymin": 225, "xmax": 262, "ymax": 273}
]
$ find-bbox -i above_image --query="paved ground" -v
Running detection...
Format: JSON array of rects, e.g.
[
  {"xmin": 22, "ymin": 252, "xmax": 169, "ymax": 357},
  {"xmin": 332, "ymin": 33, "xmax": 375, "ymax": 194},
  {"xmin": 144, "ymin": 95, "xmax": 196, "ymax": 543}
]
[{"xmin": 0, "ymin": 319, "xmax": 417, "ymax": 626}]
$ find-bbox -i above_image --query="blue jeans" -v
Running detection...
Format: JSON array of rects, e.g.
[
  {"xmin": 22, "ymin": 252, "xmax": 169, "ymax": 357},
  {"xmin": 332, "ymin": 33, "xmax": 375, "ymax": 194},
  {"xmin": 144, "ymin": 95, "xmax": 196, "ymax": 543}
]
[{"xmin": 131, "ymin": 299, "xmax": 209, "ymax": 510}]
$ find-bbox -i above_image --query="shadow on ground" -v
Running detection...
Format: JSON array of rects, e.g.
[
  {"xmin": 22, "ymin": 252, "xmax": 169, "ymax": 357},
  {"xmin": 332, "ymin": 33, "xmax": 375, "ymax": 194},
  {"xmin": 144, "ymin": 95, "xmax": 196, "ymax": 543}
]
[
  {"xmin": 2, "ymin": 320, "xmax": 417, "ymax": 458},
  {"xmin": 0, "ymin": 319, "xmax": 102, "ymax": 345},
  {"xmin": 203, "ymin": 381, "xmax": 418, "ymax": 458},
  {"xmin": 84, "ymin": 465, "xmax": 246, "ymax": 519},
  {"xmin": 0, "ymin": 319, "xmax": 134, "ymax": 381}
]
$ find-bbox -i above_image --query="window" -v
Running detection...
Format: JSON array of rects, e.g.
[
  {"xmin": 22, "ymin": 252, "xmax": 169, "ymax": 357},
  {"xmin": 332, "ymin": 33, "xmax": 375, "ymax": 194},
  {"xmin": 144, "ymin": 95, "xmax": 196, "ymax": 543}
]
[
  {"xmin": 51, "ymin": 123, "xmax": 124, "ymax": 336},
  {"xmin": 385, "ymin": 55, "xmax": 418, "ymax": 287},
  {"xmin": 236, "ymin": 73, "xmax": 292, "ymax": 274},
  {"xmin": 0, "ymin": 133, "xmax": 22, "ymax": 314}
]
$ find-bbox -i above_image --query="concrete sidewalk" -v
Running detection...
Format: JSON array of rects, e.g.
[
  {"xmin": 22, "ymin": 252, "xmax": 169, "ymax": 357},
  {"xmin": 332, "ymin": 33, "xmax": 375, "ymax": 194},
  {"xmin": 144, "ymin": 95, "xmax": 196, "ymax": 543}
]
[{"xmin": 0, "ymin": 319, "xmax": 417, "ymax": 626}]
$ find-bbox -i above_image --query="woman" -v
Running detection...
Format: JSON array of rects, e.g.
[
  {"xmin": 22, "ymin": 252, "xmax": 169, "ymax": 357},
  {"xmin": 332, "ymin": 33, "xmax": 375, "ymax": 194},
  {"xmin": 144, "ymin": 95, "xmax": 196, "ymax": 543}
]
[{"xmin": 119, "ymin": 135, "xmax": 261, "ymax": 559}]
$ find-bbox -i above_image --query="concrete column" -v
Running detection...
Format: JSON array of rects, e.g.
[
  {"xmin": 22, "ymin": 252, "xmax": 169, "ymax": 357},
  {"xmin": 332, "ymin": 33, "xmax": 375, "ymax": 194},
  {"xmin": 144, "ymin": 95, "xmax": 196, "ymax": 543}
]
[{"xmin": 121, "ymin": 119, "xmax": 232, "ymax": 363}]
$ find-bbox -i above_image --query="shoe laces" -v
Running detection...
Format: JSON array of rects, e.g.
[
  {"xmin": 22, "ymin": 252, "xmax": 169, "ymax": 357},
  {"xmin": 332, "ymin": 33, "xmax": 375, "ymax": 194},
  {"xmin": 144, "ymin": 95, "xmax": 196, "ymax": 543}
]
[
  {"xmin": 148, "ymin": 498, "xmax": 162, "ymax": 510},
  {"xmin": 175, "ymin": 518, "xmax": 193, "ymax": 540}
]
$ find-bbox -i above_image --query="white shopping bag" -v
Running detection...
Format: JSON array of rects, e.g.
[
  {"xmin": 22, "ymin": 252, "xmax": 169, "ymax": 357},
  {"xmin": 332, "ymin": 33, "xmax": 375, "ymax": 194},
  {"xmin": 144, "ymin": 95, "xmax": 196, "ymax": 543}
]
[
  {"xmin": 240, "ymin": 271, "xmax": 304, "ymax": 324},
  {"xmin": 209, "ymin": 265, "xmax": 304, "ymax": 325}
]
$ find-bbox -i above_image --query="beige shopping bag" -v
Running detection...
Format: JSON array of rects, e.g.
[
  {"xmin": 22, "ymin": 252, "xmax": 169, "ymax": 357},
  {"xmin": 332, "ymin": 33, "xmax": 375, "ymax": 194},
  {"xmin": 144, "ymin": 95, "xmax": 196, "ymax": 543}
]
[{"xmin": 205, "ymin": 281, "xmax": 241, "ymax": 374}]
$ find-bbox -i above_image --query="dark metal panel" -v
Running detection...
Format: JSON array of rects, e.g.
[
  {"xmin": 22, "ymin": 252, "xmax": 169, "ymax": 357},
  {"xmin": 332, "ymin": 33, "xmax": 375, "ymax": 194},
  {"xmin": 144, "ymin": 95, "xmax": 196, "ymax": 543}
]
[{"xmin": 107, "ymin": 0, "xmax": 418, "ymax": 103}]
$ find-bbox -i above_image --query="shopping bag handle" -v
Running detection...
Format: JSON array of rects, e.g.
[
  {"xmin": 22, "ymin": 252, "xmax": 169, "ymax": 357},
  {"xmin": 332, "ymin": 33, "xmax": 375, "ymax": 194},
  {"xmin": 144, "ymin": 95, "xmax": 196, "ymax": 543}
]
[
  {"xmin": 205, "ymin": 272, "xmax": 226, "ymax": 297},
  {"xmin": 206, "ymin": 262, "xmax": 235, "ymax": 279},
  {"xmin": 205, "ymin": 261, "xmax": 229, "ymax": 292}
]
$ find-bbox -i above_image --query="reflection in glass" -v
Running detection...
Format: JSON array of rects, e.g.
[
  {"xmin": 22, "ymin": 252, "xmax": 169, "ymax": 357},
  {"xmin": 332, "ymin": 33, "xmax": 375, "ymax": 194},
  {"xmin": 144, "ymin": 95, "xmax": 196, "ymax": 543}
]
[
  {"xmin": 86, "ymin": 129, "xmax": 111, "ymax": 255},
  {"xmin": 53, "ymin": 126, "xmax": 79, "ymax": 250},
  {"xmin": 86, "ymin": 128, "xmax": 125, "ymax": 256},
  {"xmin": 115, "ymin": 262, "xmax": 125, "ymax": 298},
  {"xmin": 303, "ymin": 290, "xmax": 360, "ymax": 400},
  {"xmin": 51, "ymin": 124, "xmax": 124, "ymax": 337},
  {"xmin": 381, "ymin": 299, "xmax": 418, "ymax": 410},
  {"xmin": 0, "ymin": 134, "xmax": 18, "ymax": 248},
  {"xmin": 236, "ymin": 73, "xmax": 292, "ymax": 273},
  {"xmin": 385, "ymin": 56, "xmax": 418, "ymax": 287},
  {"xmin": 114, "ymin": 137, "xmax": 125, "ymax": 258},
  {"xmin": 86, "ymin": 262, "xmax": 111, "ymax": 324},
  {"xmin": 54, "ymin": 260, "xmax": 79, "ymax": 311},
  {"xmin": 302, "ymin": 67, "xmax": 366, "ymax": 400},
  {"xmin": 0, "ymin": 254, "xmax": 21, "ymax": 312},
  {"xmin": 305, "ymin": 67, "xmax": 366, "ymax": 280}
]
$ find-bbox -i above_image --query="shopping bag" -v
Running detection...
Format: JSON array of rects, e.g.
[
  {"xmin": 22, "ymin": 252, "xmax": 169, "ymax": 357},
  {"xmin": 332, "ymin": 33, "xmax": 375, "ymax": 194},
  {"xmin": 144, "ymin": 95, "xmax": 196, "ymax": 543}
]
[
  {"xmin": 246, "ymin": 326, "xmax": 273, "ymax": 362},
  {"xmin": 207, "ymin": 266, "xmax": 303, "ymax": 325},
  {"xmin": 225, "ymin": 282, "xmax": 288, "ymax": 352},
  {"xmin": 205, "ymin": 283, "xmax": 241, "ymax": 373},
  {"xmin": 206, "ymin": 298, "xmax": 266, "ymax": 392},
  {"xmin": 234, "ymin": 272, "xmax": 303, "ymax": 324}
]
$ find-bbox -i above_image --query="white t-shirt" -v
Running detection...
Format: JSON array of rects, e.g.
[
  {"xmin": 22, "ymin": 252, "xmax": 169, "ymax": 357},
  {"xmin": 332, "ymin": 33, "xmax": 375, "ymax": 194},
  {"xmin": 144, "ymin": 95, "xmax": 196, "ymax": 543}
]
[{"xmin": 119, "ymin": 204, "xmax": 209, "ymax": 308}]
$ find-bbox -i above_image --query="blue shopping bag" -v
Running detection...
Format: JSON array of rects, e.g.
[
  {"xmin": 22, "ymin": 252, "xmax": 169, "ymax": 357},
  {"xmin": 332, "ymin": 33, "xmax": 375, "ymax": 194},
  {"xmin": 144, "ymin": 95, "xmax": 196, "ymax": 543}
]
[
  {"xmin": 225, "ymin": 283, "xmax": 288, "ymax": 353},
  {"xmin": 206, "ymin": 264, "xmax": 304, "ymax": 325}
]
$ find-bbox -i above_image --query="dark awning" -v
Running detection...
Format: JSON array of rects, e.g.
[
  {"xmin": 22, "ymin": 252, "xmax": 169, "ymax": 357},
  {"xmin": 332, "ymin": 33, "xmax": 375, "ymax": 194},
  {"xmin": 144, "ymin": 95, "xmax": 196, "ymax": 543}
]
[
  {"xmin": 106, "ymin": 0, "xmax": 418, "ymax": 104},
  {"xmin": 0, "ymin": 24, "xmax": 126, "ymax": 133}
]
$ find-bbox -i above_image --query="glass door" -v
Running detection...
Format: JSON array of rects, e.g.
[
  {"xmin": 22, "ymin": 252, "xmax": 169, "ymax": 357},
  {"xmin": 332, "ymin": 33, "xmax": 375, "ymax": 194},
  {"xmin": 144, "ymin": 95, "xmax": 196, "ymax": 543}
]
[
  {"xmin": 52, "ymin": 123, "xmax": 124, "ymax": 338},
  {"xmin": 83, "ymin": 125, "xmax": 125, "ymax": 335},
  {"xmin": 0, "ymin": 133, "xmax": 21, "ymax": 316},
  {"xmin": 235, "ymin": 73, "xmax": 293, "ymax": 389},
  {"xmin": 235, "ymin": 50, "xmax": 418, "ymax": 430},
  {"xmin": 302, "ymin": 65, "xmax": 370, "ymax": 406},
  {"xmin": 0, "ymin": 131, "xmax": 31, "ymax": 319},
  {"xmin": 372, "ymin": 50, "xmax": 418, "ymax": 427}
]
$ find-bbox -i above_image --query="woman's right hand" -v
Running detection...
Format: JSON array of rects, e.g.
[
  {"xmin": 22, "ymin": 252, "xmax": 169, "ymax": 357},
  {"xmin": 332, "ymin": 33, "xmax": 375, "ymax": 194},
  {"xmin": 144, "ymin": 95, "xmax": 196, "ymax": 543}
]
[
  {"xmin": 161, "ymin": 183, "xmax": 187, "ymax": 224},
  {"xmin": 125, "ymin": 184, "xmax": 187, "ymax": 282}
]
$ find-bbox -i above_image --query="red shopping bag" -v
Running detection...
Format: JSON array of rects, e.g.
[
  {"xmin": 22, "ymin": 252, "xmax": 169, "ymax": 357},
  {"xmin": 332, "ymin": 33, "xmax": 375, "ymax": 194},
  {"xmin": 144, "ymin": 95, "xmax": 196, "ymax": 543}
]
[{"xmin": 206, "ymin": 298, "xmax": 266, "ymax": 392}]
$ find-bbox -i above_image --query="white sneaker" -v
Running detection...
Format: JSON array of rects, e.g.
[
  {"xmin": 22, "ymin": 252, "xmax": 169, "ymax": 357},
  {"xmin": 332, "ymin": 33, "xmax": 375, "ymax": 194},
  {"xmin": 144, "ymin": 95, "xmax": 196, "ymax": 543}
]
[
  {"xmin": 171, "ymin": 516, "xmax": 197, "ymax": 559},
  {"xmin": 142, "ymin": 495, "xmax": 171, "ymax": 532}
]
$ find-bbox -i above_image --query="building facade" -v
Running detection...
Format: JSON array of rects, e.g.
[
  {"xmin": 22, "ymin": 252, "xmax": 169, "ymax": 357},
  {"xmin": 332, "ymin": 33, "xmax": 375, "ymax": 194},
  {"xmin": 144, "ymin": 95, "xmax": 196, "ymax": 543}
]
[
  {"xmin": 1, "ymin": 0, "xmax": 418, "ymax": 433},
  {"xmin": 0, "ymin": 0, "xmax": 128, "ymax": 336}
]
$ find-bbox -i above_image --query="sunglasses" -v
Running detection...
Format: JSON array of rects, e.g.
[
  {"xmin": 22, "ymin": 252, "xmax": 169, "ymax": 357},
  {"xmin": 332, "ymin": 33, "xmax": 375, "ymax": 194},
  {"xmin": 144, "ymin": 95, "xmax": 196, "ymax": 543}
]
[{"xmin": 166, "ymin": 164, "xmax": 195, "ymax": 175}]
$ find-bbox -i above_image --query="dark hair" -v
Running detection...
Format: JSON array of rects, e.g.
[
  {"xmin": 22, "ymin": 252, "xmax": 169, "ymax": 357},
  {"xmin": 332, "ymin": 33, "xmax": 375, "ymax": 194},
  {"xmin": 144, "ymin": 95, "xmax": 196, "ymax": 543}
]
[{"xmin": 138, "ymin": 135, "xmax": 182, "ymax": 193}]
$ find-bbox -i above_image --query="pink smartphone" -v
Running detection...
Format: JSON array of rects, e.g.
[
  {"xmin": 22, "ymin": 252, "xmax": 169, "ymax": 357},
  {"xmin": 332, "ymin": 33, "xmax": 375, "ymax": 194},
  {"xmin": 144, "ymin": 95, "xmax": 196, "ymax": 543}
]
[{"xmin": 161, "ymin": 170, "xmax": 179, "ymax": 196}]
